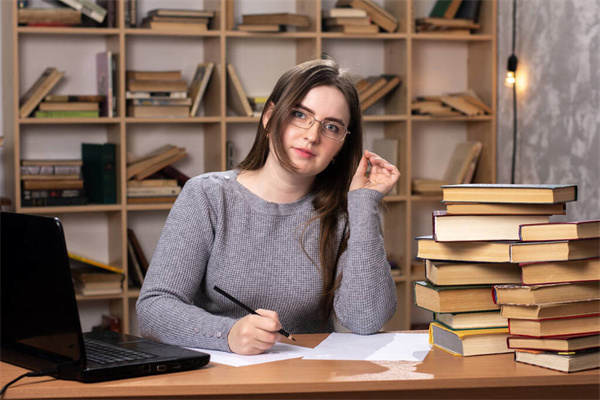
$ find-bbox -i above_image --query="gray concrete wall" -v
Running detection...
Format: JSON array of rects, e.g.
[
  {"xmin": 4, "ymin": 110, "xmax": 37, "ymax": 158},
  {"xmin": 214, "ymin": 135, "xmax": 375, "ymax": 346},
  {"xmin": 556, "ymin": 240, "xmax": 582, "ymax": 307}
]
[{"xmin": 497, "ymin": 0, "xmax": 600, "ymax": 221}]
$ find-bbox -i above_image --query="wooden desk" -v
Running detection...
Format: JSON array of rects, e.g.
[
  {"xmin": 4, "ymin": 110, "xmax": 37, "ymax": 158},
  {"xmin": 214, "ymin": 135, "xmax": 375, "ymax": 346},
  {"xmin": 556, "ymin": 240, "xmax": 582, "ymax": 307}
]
[{"xmin": 1, "ymin": 334, "xmax": 598, "ymax": 399}]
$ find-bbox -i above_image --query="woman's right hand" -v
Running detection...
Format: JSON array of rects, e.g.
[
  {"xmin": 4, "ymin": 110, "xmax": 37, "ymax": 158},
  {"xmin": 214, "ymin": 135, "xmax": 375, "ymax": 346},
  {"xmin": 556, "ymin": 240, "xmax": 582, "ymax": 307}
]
[{"xmin": 227, "ymin": 309, "xmax": 283, "ymax": 355}]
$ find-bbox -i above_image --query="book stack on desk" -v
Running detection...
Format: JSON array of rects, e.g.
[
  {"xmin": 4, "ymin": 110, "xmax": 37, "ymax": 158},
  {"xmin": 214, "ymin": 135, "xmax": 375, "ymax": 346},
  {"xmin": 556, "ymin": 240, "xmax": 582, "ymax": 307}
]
[
  {"xmin": 414, "ymin": 183, "xmax": 581, "ymax": 357},
  {"xmin": 492, "ymin": 219, "xmax": 600, "ymax": 373}
]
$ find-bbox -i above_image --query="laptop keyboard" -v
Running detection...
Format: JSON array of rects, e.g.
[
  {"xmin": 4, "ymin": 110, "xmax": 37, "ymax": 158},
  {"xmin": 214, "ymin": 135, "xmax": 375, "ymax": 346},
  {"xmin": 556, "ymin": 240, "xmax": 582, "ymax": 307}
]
[{"xmin": 84, "ymin": 338, "xmax": 156, "ymax": 365}]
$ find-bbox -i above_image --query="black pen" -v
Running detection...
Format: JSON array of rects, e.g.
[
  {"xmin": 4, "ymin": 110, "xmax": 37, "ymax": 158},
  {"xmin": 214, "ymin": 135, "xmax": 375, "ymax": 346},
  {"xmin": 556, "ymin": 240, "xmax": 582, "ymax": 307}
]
[{"xmin": 214, "ymin": 285, "xmax": 296, "ymax": 341}]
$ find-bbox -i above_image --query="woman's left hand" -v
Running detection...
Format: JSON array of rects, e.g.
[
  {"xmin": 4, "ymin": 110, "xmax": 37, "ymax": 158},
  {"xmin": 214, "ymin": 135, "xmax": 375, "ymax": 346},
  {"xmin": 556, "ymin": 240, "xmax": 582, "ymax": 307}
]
[{"xmin": 350, "ymin": 150, "xmax": 401, "ymax": 195}]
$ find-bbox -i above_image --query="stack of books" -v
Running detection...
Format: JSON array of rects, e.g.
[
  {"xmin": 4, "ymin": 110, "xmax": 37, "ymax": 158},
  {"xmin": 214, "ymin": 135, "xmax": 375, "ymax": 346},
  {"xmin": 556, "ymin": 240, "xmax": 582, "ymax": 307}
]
[
  {"xmin": 237, "ymin": 13, "xmax": 310, "ymax": 32},
  {"xmin": 335, "ymin": 0, "xmax": 399, "ymax": 33},
  {"xmin": 36, "ymin": 94, "xmax": 102, "ymax": 119},
  {"xmin": 411, "ymin": 91, "xmax": 492, "ymax": 118},
  {"xmin": 322, "ymin": 7, "xmax": 378, "ymax": 34},
  {"xmin": 414, "ymin": 183, "xmax": 581, "ymax": 357},
  {"xmin": 141, "ymin": 9, "xmax": 215, "ymax": 34},
  {"xmin": 126, "ymin": 144, "xmax": 186, "ymax": 204},
  {"xmin": 21, "ymin": 159, "xmax": 87, "ymax": 207},
  {"xmin": 493, "ymin": 219, "xmax": 600, "ymax": 373},
  {"xmin": 355, "ymin": 74, "xmax": 402, "ymax": 112},
  {"xmin": 416, "ymin": 0, "xmax": 482, "ymax": 35},
  {"xmin": 126, "ymin": 70, "xmax": 191, "ymax": 117},
  {"xmin": 69, "ymin": 253, "xmax": 124, "ymax": 296}
]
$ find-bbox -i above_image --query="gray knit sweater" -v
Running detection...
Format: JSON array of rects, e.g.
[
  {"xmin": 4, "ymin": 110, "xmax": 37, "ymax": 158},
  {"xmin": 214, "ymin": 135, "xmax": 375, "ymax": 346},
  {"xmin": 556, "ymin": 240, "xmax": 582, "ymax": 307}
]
[{"xmin": 136, "ymin": 170, "xmax": 397, "ymax": 352}]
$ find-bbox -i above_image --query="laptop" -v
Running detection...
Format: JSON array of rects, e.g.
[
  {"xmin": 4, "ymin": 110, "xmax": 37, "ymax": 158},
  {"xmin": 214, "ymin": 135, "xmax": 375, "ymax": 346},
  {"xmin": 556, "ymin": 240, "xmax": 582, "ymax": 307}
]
[{"xmin": 0, "ymin": 211, "xmax": 210, "ymax": 382}]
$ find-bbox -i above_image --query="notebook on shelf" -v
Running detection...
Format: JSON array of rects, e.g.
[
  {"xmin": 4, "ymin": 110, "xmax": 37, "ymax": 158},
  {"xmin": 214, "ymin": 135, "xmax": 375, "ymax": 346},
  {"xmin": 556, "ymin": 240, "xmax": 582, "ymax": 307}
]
[{"xmin": 0, "ymin": 211, "xmax": 210, "ymax": 383}]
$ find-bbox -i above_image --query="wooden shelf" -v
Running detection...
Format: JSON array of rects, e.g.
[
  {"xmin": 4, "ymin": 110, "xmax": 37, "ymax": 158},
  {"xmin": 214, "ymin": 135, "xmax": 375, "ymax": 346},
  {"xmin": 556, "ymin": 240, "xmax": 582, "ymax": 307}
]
[{"xmin": 9, "ymin": 0, "xmax": 497, "ymax": 334}]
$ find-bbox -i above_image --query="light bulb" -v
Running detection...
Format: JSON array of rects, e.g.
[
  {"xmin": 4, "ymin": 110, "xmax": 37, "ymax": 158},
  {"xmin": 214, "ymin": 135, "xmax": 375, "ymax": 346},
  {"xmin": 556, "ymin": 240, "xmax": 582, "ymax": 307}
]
[{"xmin": 505, "ymin": 71, "xmax": 516, "ymax": 86}]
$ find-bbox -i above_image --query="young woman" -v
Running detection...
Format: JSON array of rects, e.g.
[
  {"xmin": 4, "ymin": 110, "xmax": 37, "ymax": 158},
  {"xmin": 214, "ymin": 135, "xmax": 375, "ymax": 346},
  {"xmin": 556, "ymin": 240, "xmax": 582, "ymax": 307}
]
[{"xmin": 137, "ymin": 58, "xmax": 400, "ymax": 355}]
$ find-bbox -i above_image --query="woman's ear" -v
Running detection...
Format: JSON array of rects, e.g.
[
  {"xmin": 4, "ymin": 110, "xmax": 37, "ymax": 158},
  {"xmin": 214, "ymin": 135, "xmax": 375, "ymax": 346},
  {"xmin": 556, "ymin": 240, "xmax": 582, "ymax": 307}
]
[{"xmin": 262, "ymin": 103, "xmax": 274, "ymax": 131}]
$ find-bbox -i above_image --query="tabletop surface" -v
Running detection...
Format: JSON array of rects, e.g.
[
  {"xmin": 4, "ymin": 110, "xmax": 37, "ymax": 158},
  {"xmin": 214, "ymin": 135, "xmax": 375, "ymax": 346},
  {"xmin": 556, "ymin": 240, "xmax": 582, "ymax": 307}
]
[{"xmin": 1, "ymin": 333, "xmax": 599, "ymax": 399}]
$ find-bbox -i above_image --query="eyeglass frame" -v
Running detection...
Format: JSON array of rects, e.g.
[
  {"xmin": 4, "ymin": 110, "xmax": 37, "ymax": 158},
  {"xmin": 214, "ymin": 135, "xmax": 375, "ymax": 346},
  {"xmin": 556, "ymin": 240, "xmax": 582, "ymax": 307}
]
[{"xmin": 286, "ymin": 107, "xmax": 350, "ymax": 142}]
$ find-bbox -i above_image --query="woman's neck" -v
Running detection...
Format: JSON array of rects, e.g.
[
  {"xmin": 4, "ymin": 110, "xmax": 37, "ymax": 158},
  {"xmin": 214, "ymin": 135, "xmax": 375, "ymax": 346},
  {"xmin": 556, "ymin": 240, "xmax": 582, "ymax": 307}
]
[{"xmin": 237, "ymin": 159, "xmax": 313, "ymax": 204}]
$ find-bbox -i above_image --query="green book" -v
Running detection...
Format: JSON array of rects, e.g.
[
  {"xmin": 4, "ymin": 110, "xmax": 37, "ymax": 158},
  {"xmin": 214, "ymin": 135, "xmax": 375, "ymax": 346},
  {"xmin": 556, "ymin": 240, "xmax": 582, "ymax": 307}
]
[
  {"xmin": 429, "ymin": 0, "xmax": 453, "ymax": 17},
  {"xmin": 82, "ymin": 143, "xmax": 117, "ymax": 204},
  {"xmin": 35, "ymin": 110, "xmax": 100, "ymax": 118}
]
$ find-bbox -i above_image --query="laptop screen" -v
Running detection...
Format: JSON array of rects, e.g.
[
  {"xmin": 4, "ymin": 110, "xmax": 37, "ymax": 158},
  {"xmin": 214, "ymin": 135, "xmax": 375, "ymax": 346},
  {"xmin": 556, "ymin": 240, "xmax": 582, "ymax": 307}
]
[{"xmin": 1, "ymin": 212, "xmax": 85, "ymax": 369}]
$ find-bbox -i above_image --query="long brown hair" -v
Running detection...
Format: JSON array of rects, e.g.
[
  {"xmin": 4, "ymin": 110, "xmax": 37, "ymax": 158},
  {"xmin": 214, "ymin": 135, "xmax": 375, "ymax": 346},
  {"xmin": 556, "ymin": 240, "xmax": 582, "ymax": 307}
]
[{"xmin": 238, "ymin": 58, "xmax": 364, "ymax": 321}]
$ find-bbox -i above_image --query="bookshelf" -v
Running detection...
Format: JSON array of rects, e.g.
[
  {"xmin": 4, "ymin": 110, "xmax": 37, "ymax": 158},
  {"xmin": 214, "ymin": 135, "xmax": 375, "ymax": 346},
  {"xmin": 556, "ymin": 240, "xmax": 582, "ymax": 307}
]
[{"xmin": 7, "ymin": 0, "xmax": 497, "ymax": 334}]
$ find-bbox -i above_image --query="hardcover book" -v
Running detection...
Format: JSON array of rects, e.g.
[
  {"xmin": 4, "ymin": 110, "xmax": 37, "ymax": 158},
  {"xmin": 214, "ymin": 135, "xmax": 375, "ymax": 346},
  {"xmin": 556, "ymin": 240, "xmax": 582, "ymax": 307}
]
[
  {"xmin": 68, "ymin": 252, "xmax": 124, "ymax": 274},
  {"xmin": 414, "ymin": 281, "xmax": 499, "ymax": 313},
  {"xmin": 189, "ymin": 62, "xmax": 214, "ymax": 117},
  {"xmin": 501, "ymin": 300, "xmax": 600, "ymax": 320},
  {"xmin": 508, "ymin": 334, "xmax": 600, "ymax": 352},
  {"xmin": 336, "ymin": 0, "xmax": 398, "ymax": 32},
  {"xmin": 510, "ymin": 238, "xmax": 600, "ymax": 263},
  {"xmin": 82, "ymin": 143, "xmax": 117, "ymax": 204},
  {"xmin": 434, "ymin": 311, "xmax": 508, "ymax": 330},
  {"xmin": 520, "ymin": 258, "xmax": 600, "ymax": 285},
  {"xmin": 241, "ymin": 13, "xmax": 310, "ymax": 27},
  {"xmin": 515, "ymin": 348, "xmax": 600, "ymax": 373},
  {"xmin": 432, "ymin": 210, "xmax": 549, "ymax": 242},
  {"xmin": 361, "ymin": 75, "xmax": 402, "ymax": 111},
  {"xmin": 493, "ymin": 282, "xmax": 600, "ymax": 306},
  {"xmin": 508, "ymin": 314, "xmax": 600, "ymax": 337},
  {"xmin": 441, "ymin": 184, "xmax": 578, "ymax": 204},
  {"xmin": 416, "ymin": 235, "xmax": 514, "ymax": 263},
  {"xmin": 226, "ymin": 64, "xmax": 253, "ymax": 117},
  {"xmin": 425, "ymin": 259, "xmax": 521, "ymax": 286},
  {"xmin": 322, "ymin": 8, "xmax": 368, "ymax": 18},
  {"xmin": 57, "ymin": 0, "xmax": 107, "ymax": 23},
  {"xmin": 444, "ymin": 202, "xmax": 567, "ymax": 215},
  {"xmin": 19, "ymin": 67, "xmax": 64, "ymax": 118},
  {"xmin": 96, "ymin": 51, "xmax": 114, "ymax": 118},
  {"xmin": 518, "ymin": 220, "xmax": 600, "ymax": 242},
  {"xmin": 428, "ymin": 321, "xmax": 512, "ymax": 356}
]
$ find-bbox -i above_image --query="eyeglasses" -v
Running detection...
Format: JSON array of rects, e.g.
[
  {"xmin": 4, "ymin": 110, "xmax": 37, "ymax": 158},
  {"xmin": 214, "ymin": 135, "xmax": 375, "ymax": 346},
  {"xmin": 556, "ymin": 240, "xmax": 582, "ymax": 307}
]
[{"xmin": 287, "ymin": 108, "xmax": 350, "ymax": 142}]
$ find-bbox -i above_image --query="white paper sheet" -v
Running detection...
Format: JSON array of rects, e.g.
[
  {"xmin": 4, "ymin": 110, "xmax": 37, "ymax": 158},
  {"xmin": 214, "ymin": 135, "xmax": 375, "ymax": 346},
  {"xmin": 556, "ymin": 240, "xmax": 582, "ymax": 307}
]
[
  {"xmin": 302, "ymin": 332, "xmax": 432, "ymax": 361},
  {"xmin": 187, "ymin": 342, "xmax": 315, "ymax": 367}
]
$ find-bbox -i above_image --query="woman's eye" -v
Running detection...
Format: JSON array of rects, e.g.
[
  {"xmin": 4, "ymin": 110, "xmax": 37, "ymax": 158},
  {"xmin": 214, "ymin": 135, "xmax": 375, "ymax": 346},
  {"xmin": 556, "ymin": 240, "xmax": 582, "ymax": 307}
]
[
  {"xmin": 324, "ymin": 123, "xmax": 340, "ymax": 133},
  {"xmin": 292, "ymin": 110, "xmax": 306, "ymax": 119}
]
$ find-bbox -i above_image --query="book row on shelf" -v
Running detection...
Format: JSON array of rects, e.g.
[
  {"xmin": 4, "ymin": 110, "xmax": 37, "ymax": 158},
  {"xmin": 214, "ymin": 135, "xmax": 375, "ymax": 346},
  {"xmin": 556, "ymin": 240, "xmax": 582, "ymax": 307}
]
[
  {"xmin": 17, "ymin": 0, "xmax": 485, "ymax": 35},
  {"xmin": 413, "ymin": 183, "xmax": 600, "ymax": 373},
  {"xmin": 20, "ymin": 143, "xmax": 190, "ymax": 208},
  {"xmin": 19, "ymin": 61, "xmax": 492, "ymax": 122},
  {"xmin": 19, "ymin": 61, "xmax": 413, "ymax": 119}
]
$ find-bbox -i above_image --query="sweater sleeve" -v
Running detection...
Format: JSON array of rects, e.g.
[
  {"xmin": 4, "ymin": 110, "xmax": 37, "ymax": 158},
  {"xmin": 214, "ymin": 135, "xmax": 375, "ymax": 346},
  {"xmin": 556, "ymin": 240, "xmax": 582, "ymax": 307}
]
[
  {"xmin": 333, "ymin": 188, "xmax": 397, "ymax": 334},
  {"xmin": 136, "ymin": 177, "xmax": 237, "ymax": 351}
]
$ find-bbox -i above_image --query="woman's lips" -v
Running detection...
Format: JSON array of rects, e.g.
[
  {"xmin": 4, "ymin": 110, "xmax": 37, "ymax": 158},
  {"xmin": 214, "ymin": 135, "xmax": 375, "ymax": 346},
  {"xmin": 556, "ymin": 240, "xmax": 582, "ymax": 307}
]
[{"xmin": 293, "ymin": 147, "xmax": 315, "ymax": 158}]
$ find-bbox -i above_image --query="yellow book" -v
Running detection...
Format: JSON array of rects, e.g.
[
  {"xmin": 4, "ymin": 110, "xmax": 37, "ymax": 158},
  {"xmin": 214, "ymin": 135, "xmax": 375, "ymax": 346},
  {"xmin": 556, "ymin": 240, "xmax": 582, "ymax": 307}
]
[
  {"xmin": 68, "ymin": 252, "xmax": 124, "ymax": 274},
  {"xmin": 428, "ymin": 322, "xmax": 512, "ymax": 356}
]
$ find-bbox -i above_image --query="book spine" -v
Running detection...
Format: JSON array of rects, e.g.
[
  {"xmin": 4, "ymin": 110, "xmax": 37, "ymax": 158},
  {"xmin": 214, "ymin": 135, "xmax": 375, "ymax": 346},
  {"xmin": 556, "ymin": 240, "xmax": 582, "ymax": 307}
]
[
  {"xmin": 21, "ymin": 165, "xmax": 82, "ymax": 175},
  {"xmin": 21, "ymin": 197, "xmax": 87, "ymax": 207},
  {"xmin": 22, "ymin": 188, "xmax": 85, "ymax": 200},
  {"xmin": 35, "ymin": 110, "xmax": 99, "ymax": 118}
]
